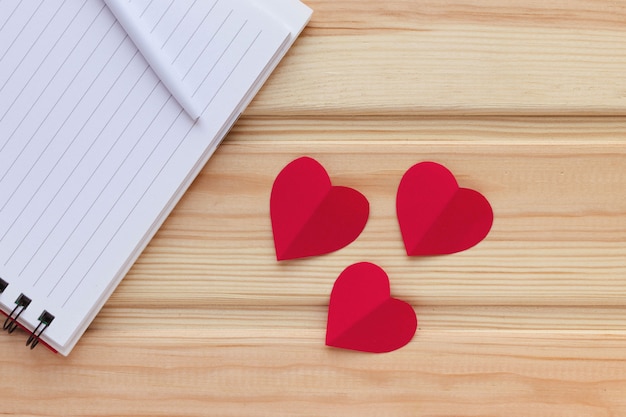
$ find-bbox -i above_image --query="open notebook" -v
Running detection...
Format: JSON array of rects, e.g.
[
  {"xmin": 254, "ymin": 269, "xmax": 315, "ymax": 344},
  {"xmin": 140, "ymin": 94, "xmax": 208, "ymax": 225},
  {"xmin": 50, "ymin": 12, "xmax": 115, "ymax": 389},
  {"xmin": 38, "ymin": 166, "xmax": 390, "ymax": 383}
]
[{"xmin": 0, "ymin": 0, "xmax": 311, "ymax": 355}]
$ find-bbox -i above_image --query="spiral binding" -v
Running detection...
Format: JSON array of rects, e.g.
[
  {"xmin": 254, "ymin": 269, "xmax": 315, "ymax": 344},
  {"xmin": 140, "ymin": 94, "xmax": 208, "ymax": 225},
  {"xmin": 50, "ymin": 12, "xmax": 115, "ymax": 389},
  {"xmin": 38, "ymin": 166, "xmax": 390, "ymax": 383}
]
[
  {"xmin": 3, "ymin": 293, "xmax": 31, "ymax": 334},
  {"xmin": 1, "ymin": 289, "xmax": 55, "ymax": 350},
  {"xmin": 26, "ymin": 310, "xmax": 55, "ymax": 349}
]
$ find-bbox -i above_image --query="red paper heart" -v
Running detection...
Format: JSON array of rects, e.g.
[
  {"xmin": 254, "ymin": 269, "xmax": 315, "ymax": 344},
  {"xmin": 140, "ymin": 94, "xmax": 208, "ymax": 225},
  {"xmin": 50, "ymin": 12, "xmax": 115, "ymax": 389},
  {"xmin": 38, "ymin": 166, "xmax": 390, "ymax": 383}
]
[
  {"xmin": 396, "ymin": 161, "xmax": 493, "ymax": 256},
  {"xmin": 326, "ymin": 262, "xmax": 417, "ymax": 353},
  {"xmin": 270, "ymin": 157, "xmax": 369, "ymax": 260}
]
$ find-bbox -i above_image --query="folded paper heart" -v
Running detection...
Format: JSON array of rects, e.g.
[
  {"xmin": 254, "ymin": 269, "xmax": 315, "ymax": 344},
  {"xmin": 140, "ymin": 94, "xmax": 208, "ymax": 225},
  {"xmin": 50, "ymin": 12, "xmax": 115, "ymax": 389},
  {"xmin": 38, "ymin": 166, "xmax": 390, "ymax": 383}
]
[
  {"xmin": 270, "ymin": 157, "xmax": 369, "ymax": 260},
  {"xmin": 396, "ymin": 161, "xmax": 493, "ymax": 256},
  {"xmin": 326, "ymin": 262, "xmax": 417, "ymax": 353}
]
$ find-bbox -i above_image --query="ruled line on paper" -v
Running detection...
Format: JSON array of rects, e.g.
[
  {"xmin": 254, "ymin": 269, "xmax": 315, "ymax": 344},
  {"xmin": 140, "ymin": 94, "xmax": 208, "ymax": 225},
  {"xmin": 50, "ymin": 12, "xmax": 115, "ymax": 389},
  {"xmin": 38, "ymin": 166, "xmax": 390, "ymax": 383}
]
[
  {"xmin": 0, "ymin": 0, "xmax": 235, "ymax": 286},
  {"xmin": 56, "ymin": 103, "xmax": 187, "ymax": 301},
  {"xmin": 0, "ymin": 1, "xmax": 90, "ymax": 129},
  {"xmin": 0, "ymin": 4, "xmax": 108, "ymax": 154},
  {"xmin": 191, "ymin": 17, "xmax": 245, "ymax": 92},
  {"xmin": 0, "ymin": 0, "xmax": 300, "ymax": 347},
  {"xmin": 6, "ymin": 51, "xmax": 145, "ymax": 271},
  {"xmin": 23, "ymin": 69, "xmax": 157, "ymax": 281},
  {"xmin": 0, "ymin": 1, "xmax": 21, "ymax": 34},
  {"xmin": 160, "ymin": 0, "xmax": 198, "ymax": 49},
  {"xmin": 149, "ymin": 0, "xmax": 174, "ymax": 34},
  {"xmin": 0, "ymin": 0, "xmax": 68, "ymax": 94},
  {"xmin": 62, "ymin": 109, "xmax": 195, "ymax": 306},
  {"xmin": 188, "ymin": 13, "xmax": 239, "ymax": 88},
  {"xmin": 203, "ymin": 29, "xmax": 263, "ymax": 113},
  {"xmin": 62, "ymin": 25, "xmax": 268, "ymax": 305},
  {"xmin": 0, "ymin": 1, "xmax": 41, "ymax": 64},
  {"xmin": 139, "ymin": 0, "xmax": 156, "ymax": 18},
  {"xmin": 184, "ymin": 9, "xmax": 233, "ymax": 80},
  {"xmin": 0, "ymin": 34, "xmax": 132, "ymax": 241},
  {"xmin": 194, "ymin": 23, "xmax": 259, "ymax": 98},
  {"xmin": 0, "ymin": 16, "xmax": 119, "ymax": 216},
  {"xmin": 34, "ymin": 91, "xmax": 171, "ymax": 290},
  {"xmin": 172, "ymin": 0, "xmax": 219, "ymax": 65}
]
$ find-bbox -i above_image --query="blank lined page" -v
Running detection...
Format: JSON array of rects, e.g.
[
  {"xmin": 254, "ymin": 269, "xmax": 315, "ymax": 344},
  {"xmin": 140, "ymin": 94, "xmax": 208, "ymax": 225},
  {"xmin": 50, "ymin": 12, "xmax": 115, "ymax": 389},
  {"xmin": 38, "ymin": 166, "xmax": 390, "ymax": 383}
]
[{"xmin": 0, "ymin": 0, "xmax": 292, "ymax": 354}]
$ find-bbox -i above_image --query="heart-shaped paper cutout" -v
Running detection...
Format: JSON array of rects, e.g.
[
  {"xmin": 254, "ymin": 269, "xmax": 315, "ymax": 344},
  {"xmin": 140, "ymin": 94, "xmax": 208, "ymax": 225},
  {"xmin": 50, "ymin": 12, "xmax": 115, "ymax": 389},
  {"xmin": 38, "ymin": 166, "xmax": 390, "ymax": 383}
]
[
  {"xmin": 326, "ymin": 262, "xmax": 417, "ymax": 353},
  {"xmin": 270, "ymin": 157, "xmax": 369, "ymax": 260},
  {"xmin": 396, "ymin": 161, "xmax": 493, "ymax": 256}
]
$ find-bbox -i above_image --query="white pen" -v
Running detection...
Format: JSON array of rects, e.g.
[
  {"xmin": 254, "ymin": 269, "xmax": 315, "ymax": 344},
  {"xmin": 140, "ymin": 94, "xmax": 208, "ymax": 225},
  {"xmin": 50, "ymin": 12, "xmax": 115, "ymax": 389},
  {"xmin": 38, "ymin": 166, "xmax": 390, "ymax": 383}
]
[{"xmin": 103, "ymin": 0, "xmax": 201, "ymax": 120}]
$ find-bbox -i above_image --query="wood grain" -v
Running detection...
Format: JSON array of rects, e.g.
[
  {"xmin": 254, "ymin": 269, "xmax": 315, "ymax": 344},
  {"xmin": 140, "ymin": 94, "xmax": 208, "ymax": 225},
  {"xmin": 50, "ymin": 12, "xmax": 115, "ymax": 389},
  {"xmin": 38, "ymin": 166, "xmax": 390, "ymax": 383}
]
[
  {"xmin": 250, "ymin": 0, "xmax": 626, "ymax": 115},
  {"xmin": 4, "ymin": 331, "xmax": 626, "ymax": 417},
  {"xmin": 4, "ymin": 1, "xmax": 626, "ymax": 416}
]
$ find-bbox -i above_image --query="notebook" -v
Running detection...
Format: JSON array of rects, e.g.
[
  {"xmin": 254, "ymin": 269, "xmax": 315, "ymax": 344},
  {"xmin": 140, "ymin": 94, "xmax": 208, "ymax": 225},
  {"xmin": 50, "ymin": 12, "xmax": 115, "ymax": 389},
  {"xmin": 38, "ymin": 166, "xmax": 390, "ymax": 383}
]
[{"xmin": 0, "ymin": 0, "xmax": 311, "ymax": 355}]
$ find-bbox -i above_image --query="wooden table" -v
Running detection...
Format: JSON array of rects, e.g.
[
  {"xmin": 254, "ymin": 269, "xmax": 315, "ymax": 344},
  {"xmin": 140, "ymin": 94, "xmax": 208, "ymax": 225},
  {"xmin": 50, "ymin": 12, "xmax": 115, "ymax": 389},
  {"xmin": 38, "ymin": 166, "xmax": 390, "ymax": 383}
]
[{"xmin": 4, "ymin": 1, "xmax": 626, "ymax": 415}]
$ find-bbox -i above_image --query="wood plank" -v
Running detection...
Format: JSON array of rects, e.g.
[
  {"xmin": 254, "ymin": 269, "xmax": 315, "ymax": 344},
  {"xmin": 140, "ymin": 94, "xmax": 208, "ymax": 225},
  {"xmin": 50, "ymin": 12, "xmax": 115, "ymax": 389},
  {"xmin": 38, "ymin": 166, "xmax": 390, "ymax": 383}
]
[
  {"xmin": 92, "ymin": 305, "xmax": 626, "ymax": 332},
  {"xmin": 3, "ymin": 331, "xmax": 626, "ymax": 417},
  {"xmin": 248, "ymin": 1, "xmax": 626, "ymax": 115},
  {"xmin": 231, "ymin": 116, "xmax": 626, "ymax": 144},
  {"xmin": 306, "ymin": 0, "xmax": 626, "ymax": 32},
  {"xmin": 4, "ymin": 1, "xmax": 626, "ymax": 416},
  {"xmin": 115, "ymin": 140, "xmax": 626, "ymax": 309}
]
